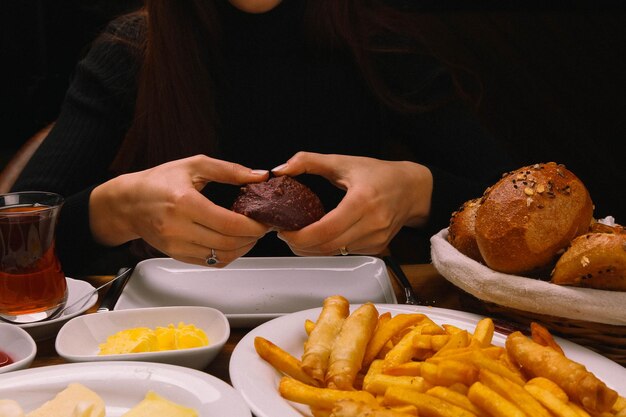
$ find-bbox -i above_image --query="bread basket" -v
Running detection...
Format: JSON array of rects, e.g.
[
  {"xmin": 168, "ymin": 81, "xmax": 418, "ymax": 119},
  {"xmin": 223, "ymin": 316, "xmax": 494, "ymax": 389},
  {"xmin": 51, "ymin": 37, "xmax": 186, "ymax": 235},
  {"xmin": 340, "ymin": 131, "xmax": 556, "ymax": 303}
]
[{"xmin": 431, "ymin": 228, "xmax": 626, "ymax": 366}]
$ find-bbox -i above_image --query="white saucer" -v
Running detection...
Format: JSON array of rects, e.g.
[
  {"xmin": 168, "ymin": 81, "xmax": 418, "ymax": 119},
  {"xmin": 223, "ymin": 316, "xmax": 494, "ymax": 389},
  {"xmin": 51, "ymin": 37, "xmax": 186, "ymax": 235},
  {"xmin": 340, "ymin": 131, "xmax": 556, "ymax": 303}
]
[{"xmin": 17, "ymin": 278, "xmax": 98, "ymax": 341}]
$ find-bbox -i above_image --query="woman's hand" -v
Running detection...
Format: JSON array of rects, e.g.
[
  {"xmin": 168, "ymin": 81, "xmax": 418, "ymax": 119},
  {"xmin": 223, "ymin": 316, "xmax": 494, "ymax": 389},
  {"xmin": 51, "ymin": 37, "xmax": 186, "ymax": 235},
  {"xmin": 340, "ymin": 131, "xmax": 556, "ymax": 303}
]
[
  {"xmin": 273, "ymin": 152, "xmax": 433, "ymax": 256},
  {"xmin": 89, "ymin": 155, "xmax": 271, "ymax": 266}
]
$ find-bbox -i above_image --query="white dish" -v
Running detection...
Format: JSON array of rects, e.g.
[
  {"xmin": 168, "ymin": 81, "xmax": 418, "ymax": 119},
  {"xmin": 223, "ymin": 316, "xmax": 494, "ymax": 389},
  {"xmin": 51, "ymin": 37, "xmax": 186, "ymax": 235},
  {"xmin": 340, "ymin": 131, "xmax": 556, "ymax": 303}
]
[
  {"xmin": 56, "ymin": 306, "xmax": 230, "ymax": 370},
  {"xmin": 0, "ymin": 323, "xmax": 37, "ymax": 374},
  {"xmin": 430, "ymin": 228, "xmax": 626, "ymax": 325},
  {"xmin": 17, "ymin": 278, "xmax": 98, "ymax": 341},
  {"xmin": 229, "ymin": 304, "xmax": 626, "ymax": 417},
  {"xmin": 115, "ymin": 257, "xmax": 397, "ymax": 327},
  {"xmin": 0, "ymin": 361, "xmax": 251, "ymax": 416}
]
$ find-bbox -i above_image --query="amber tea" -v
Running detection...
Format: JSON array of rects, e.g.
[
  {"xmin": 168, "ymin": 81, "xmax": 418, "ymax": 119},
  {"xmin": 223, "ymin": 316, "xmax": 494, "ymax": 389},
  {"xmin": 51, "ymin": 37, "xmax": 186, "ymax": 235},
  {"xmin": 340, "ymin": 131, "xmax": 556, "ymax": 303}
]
[{"xmin": 0, "ymin": 192, "xmax": 66, "ymax": 323}]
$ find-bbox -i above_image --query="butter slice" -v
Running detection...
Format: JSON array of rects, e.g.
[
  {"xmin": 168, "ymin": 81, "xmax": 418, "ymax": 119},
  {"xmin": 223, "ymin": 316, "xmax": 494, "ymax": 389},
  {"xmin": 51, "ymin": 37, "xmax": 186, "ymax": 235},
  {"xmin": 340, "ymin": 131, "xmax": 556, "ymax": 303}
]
[
  {"xmin": 0, "ymin": 400, "xmax": 25, "ymax": 417},
  {"xmin": 26, "ymin": 383, "xmax": 104, "ymax": 417},
  {"xmin": 122, "ymin": 391, "xmax": 197, "ymax": 417}
]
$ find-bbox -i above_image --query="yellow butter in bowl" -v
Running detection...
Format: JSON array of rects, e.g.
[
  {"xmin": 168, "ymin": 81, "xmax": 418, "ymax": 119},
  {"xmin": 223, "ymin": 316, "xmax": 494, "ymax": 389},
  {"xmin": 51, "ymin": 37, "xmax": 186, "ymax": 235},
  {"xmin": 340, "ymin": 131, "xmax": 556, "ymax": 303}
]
[
  {"xmin": 98, "ymin": 327, "xmax": 157, "ymax": 355},
  {"xmin": 98, "ymin": 323, "xmax": 208, "ymax": 355}
]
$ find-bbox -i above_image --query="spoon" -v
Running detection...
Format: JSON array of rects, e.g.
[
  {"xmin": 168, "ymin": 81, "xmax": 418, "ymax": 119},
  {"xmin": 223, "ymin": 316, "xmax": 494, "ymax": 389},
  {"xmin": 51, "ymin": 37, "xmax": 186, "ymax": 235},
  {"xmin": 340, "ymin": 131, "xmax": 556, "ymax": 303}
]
[
  {"xmin": 52, "ymin": 267, "xmax": 134, "ymax": 320},
  {"xmin": 383, "ymin": 256, "xmax": 421, "ymax": 305},
  {"xmin": 0, "ymin": 267, "xmax": 133, "ymax": 324}
]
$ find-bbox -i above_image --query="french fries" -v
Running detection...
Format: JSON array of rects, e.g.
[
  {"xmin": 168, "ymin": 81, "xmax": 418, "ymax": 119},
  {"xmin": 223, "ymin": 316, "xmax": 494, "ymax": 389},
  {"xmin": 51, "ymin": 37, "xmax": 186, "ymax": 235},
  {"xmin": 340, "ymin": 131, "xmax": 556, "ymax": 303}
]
[
  {"xmin": 467, "ymin": 381, "xmax": 526, "ymax": 417},
  {"xmin": 255, "ymin": 295, "xmax": 623, "ymax": 417},
  {"xmin": 385, "ymin": 388, "xmax": 478, "ymax": 417},
  {"xmin": 330, "ymin": 399, "xmax": 416, "ymax": 417},
  {"xmin": 470, "ymin": 317, "xmax": 495, "ymax": 348},
  {"xmin": 478, "ymin": 369, "xmax": 552, "ymax": 417},
  {"xmin": 362, "ymin": 313, "xmax": 424, "ymax": 368},
  {"xmin": 426, "ymin": 385, "xmax": 487, "ymax": 416},
  {"xmin": 279, "ymin": 376, "xmax": 378, "ymax": 409},
  {"xmin": 254, "ymin": 336, "xmax": 320, "ymax": 387}
]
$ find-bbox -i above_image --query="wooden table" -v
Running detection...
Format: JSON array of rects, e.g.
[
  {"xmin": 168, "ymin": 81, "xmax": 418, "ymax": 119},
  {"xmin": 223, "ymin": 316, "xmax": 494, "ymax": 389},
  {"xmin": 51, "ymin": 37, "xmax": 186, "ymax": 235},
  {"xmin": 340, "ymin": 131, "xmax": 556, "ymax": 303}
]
[{"xmin": 31, "ymin": 263, "xmax": 464, "ymax": 384}]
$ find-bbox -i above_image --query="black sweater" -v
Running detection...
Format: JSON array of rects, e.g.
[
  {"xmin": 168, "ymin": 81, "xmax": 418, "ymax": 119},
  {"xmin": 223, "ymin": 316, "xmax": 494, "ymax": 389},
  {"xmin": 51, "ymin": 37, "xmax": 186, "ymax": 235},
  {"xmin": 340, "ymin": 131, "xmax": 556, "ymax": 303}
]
[{"xmin": 13, "ymin": 1, "xmax": 513, "ymax": 274}]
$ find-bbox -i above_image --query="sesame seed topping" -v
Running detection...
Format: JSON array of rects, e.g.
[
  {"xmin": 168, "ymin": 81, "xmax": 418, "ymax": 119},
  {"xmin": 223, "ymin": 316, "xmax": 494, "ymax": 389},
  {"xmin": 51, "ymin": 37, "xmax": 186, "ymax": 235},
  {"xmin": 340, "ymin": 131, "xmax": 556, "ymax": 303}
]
[{"xmin": 581, "ymin": 256, "xmax": 590, "ymax": 267}]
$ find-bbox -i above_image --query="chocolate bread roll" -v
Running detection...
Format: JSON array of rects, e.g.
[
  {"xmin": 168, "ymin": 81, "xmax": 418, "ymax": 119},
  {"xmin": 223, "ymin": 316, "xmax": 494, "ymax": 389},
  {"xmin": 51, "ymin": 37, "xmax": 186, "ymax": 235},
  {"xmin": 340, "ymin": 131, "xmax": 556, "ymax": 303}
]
[{"xmin": 232, "ymin": 176, "xmax": 325, "ymax": 230}]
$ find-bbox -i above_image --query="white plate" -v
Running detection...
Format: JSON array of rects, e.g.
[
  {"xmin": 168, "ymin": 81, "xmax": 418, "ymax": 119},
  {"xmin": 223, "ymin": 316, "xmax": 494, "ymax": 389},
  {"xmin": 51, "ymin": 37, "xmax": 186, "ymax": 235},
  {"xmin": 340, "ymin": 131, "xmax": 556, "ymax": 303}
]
[
  {"xmin": 430, "ymin": 228, "xmax": 626, "ymax": 325},
  {"xmin": 115, "ymin": 257, "xmax": 397, "ymax": 327},
  {"xmin": 229, "ymin": 304, "xmax": 626, "ymax": 417},
  {"xmin": 0, "ymin": 361, "xmax": 251, "ymax": 417},
  {"xmin": 17, "ymin": 278, "xmax": 98, "ymax": 341},
  {"xmin": 56, "ymin": 306, "xmax": 230, "ymax": 370}
]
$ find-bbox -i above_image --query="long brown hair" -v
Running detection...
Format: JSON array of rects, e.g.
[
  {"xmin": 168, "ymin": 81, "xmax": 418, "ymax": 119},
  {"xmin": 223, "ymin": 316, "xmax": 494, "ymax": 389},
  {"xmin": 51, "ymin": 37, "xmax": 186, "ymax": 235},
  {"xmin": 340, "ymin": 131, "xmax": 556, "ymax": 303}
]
[{"xmin": 112, "ymin": 0, "xmax": 468, "ymax": 174}]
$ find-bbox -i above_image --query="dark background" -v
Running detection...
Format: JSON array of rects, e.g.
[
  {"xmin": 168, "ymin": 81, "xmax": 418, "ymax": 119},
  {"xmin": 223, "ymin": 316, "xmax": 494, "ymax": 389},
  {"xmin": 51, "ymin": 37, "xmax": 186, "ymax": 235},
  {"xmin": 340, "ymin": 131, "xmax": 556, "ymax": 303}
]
[
  {"xmin": 2, "ymin": 1, "xmax": 625, "ymax": 219},
  {"xmin": 1, "ymin": 0, "xmax": 142, "ymax": 163},
  {"xmin": 414, "ymin": 6, "xmax": 626, "ymax": 220}
]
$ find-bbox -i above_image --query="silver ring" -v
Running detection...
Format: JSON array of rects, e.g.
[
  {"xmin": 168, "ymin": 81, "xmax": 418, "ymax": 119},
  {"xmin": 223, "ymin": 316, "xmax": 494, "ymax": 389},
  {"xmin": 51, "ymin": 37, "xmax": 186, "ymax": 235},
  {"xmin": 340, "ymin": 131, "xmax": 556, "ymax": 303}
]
[
  {"xmin": 206, "ymin": 248, "xmax": 219, "ymax": 265},
  {"xmin": 339, "ymin": 246, "xmax": 349, "ymax": 256}
]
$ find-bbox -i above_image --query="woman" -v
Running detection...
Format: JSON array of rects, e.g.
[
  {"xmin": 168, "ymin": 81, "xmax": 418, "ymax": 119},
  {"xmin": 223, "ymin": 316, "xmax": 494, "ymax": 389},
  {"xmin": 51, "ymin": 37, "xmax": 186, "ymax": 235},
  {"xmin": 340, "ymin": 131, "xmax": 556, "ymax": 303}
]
[{"xmin": 13, "ymin": 0, "xmax": 513, "ymax": 274}]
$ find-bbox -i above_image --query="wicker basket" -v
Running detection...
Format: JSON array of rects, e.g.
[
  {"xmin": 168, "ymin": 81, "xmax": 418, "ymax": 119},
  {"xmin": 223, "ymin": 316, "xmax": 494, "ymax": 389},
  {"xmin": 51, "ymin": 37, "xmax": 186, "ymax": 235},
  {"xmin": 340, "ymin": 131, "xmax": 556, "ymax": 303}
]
[
  {"xmin": 460, "ymin": 291, "xmax": 626, "ymax": 367},
  {"xmin": 430, "ymin": 228, "xmax": 626, "ymax": 367}
]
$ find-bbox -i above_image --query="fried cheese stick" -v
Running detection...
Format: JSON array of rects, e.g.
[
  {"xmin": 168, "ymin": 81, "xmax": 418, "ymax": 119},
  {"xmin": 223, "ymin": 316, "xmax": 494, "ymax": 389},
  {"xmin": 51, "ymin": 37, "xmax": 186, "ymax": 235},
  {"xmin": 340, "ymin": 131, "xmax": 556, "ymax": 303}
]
[
  {"xmin": 326, "ymin": 303, "xmax": 379, "ymax": 390},
  {"xmin": 302, "ymin": 295, "xmax": 350, "ymax": 384},
  {"xmin": 505, "ymin": 331, "xmax": 618, "ymax": 413}
]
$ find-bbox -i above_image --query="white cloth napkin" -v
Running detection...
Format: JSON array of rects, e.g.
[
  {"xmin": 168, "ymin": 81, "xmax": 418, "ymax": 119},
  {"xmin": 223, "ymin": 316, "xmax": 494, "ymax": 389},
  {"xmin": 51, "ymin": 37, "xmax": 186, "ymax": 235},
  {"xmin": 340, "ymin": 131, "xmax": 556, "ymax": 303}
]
[{"xmin": 430, "ymin": 228, "xmax": 626, "ymax": 325}]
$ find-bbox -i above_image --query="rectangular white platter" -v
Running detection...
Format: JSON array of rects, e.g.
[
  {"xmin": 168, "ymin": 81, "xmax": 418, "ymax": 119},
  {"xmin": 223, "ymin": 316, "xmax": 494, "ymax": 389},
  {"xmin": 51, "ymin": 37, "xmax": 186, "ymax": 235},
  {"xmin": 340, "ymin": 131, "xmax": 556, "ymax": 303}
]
[{"xmin": 115, "ymin": 256, "xmax": 397, "ymax": 327}]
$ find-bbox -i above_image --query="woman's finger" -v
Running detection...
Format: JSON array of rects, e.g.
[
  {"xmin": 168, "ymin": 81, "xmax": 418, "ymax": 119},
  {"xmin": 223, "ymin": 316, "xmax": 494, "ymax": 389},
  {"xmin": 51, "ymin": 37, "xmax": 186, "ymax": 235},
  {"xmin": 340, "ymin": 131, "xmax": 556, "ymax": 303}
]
[
  {"xmin": 272, "ymin": 152, "xmax": 349, "ymax": 185},
  {"xmin": 167, "ymin": 240, "xmax": 257, "ymax": 268},
  {"xmin": 278, "ymin": 189, "xmax": 365, "ymax": 250},
  {"xmin": 286, "ymin": 225, "xmax": 391, "ymax": 257},
  {"xmin": 188, "ymin": 154, "xmax": 269, "ymax": 185},
  {"xmin": 180, "ymin": 191, "xmax": 269, "ymax": 238}
]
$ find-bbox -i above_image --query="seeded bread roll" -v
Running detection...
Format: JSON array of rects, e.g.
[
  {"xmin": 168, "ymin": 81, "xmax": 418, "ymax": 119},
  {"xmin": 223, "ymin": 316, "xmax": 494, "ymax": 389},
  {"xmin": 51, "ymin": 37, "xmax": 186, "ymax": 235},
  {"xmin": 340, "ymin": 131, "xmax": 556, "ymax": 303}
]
[
  {"xmin": 475, "ymin": 162, "xmax": 593, "ymax": 274},
  {"xmin": 448, "ymin": 198, "xmax": 484, "ymax": 263},
  {"xmin": 551, "ymin": 225, "xmax": 626, "ymax": 291},
  {"xmin": 232, "ymin": 176, "xmax": 325, "ymax": 230}
]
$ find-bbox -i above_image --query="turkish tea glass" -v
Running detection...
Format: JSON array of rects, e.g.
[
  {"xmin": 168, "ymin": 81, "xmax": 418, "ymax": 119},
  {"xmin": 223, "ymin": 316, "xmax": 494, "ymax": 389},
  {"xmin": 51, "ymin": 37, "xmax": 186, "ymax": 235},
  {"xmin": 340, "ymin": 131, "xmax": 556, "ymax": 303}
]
[{"xmin": 0, "ymin": 192, "xmax": 67, "ymax": 323}]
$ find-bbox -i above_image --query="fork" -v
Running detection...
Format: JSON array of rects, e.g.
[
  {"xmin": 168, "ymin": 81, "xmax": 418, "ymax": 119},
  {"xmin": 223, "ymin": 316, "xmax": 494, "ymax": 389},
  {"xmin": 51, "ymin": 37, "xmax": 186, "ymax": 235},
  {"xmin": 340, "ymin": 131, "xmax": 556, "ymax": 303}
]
[{"xmin": 383, "ymin": 256, "xmax": 421, "ymax": 305}]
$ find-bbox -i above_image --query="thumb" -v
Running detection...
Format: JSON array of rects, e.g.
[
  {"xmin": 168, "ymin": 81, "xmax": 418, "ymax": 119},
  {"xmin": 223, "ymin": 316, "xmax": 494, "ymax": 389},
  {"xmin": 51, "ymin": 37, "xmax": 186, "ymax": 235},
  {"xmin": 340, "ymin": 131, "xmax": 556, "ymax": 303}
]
[
  {"xmin": 189, "ymin": 155, "xmax": 269, "ymax": 185},
  {"xmin": 272, "ymin": 152, "xmax": 341, "ymax": 178}
]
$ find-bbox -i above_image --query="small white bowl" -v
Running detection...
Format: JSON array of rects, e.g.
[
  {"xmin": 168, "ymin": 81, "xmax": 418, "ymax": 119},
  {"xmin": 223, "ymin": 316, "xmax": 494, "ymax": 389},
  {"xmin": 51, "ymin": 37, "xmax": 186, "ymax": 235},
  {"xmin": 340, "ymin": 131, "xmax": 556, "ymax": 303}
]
[
  {"xmin": 55, "ymin": 306, "xmax": 229, "ymax": 370},
  {"xmin": 0, "ymin": 323, "xmax": 37, "ymax": 374}
]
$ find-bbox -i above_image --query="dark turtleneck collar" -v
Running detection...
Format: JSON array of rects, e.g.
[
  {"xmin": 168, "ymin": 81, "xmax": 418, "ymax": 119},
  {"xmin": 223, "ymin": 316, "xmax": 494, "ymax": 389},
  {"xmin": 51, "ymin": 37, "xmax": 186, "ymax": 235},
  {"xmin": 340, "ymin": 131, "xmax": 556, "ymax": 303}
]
[{"xmin": 216, "ymin": 0, "xmax": 307, "ymax": 57}]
